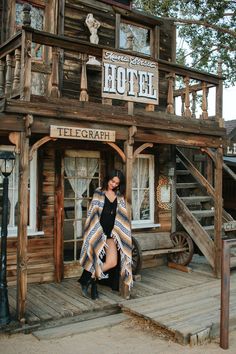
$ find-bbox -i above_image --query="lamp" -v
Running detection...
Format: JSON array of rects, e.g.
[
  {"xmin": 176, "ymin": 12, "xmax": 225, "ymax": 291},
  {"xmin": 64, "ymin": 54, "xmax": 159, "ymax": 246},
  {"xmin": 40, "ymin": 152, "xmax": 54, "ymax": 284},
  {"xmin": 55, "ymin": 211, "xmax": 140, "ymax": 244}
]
[{"xmin": 0, "ymin": 151, "xmax": 15, "ymax": 325}]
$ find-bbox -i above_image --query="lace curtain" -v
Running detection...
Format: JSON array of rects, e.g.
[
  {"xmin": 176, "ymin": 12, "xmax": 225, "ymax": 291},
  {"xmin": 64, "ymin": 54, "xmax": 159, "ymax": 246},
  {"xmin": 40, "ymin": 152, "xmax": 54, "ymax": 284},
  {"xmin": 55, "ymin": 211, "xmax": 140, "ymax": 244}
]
[
  {"xmin": 132, "ymin": 158, "xmax": 149, "ymax": 220},
  {"xmin": 64, "ymin": 157, "xmax": 98, "ymax": 238}
]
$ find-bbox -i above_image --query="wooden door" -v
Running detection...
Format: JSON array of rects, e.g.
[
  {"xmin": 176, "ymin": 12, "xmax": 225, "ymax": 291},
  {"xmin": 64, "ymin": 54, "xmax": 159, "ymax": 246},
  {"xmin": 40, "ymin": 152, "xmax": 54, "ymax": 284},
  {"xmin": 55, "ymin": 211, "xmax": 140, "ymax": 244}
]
[{"xmin": 63, "ymin": 150, "xmax": 101, "ymax": 278}]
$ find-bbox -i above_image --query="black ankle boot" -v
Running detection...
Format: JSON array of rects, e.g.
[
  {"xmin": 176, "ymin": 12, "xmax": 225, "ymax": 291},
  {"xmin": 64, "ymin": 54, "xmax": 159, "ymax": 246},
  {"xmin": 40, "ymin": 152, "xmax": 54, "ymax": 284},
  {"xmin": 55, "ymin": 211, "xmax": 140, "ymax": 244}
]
[
  {"xmin": 78, "ymin": 272, "xmax": 92, "ymax": 298},
  {"xmin": 90, "ymin": 279, "xmax": 99, "ymax": 300}
]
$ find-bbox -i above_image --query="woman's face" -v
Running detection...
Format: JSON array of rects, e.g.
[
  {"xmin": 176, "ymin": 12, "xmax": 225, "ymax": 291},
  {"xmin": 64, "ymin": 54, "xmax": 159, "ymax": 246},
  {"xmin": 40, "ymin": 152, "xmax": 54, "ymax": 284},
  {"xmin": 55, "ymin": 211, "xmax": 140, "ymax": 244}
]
[{"xmin": 108, "ymin": 176, "xmax": 120, "ymax": 191}]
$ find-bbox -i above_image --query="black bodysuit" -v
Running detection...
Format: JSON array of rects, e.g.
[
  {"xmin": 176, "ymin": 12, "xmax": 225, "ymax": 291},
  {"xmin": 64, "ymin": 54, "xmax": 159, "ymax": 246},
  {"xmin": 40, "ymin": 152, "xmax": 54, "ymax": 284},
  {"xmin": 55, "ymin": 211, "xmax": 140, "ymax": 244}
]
[{"xmin": 100, "ymin": 195, "xmax": 117, "ymax": 238}]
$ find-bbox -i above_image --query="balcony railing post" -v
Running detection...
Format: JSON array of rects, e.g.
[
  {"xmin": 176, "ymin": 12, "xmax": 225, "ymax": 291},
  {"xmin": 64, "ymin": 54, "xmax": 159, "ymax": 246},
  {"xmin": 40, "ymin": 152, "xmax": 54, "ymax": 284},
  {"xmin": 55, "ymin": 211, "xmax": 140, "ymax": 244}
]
[
  {"xmin": 166, "ymin": 72, "xmax": 175, "ymax": 114},
  {"xmin": 201, "ymin": 81, "xmax": 208, "ymax": 120},
  {"xmin": 50, "ymin": 47, "xmax": 60, "ymax": 98},
  {"xmin": 5, "ymin": 54, "xmax": 12, "ymax": 97},
  {"xmin": 20, "ymin": 30, "xmax": 32, "ymax": 101},
  {"xmin": 12, "ymin": 49, "xmax": 21, "ymax": 96},
  {"xmin": 181, "ymin": 93, "xmax": 185, "ymax": 116},
  {"xmin": 191, "ymin": 90, "xmax": 197, "ymax": 119},
  {"xmin": 183, "ymin": 76, "xmax": 191, "ymax": 118},
  {"xmin": 0, "ymin": 60, "xmax": 5, "ymax": 97},
  {"xmin": 79, "ymin": 53, "xmax": 89, "ymax": 102}
]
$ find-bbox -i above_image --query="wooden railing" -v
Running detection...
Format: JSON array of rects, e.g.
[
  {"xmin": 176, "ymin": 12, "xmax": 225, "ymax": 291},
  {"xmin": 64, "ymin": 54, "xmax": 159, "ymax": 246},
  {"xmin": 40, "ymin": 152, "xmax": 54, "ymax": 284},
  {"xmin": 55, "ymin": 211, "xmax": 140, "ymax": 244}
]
[{"xmin": 0, "ymin": 25, "xmax": 223, "ymax": 124}]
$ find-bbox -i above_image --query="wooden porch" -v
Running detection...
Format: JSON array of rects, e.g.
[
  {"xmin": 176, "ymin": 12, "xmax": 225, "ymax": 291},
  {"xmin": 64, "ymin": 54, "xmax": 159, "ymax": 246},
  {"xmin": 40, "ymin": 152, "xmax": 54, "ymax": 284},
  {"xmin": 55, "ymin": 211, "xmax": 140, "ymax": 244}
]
[{"xmin": 5, "ymin": 257, "xmax": 236, "ymax": 345}]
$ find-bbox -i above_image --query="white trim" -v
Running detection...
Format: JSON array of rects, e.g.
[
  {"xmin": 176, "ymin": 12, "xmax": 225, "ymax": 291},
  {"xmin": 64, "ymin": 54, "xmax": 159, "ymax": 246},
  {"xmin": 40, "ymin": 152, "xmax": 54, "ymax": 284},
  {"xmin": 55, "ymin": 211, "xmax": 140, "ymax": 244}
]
[
  {"xmin": 131, "ymin": 154, "xmax": 155, "ymax": 226},
  {"xmin": 132, "ymin": 223, "xmax": 160, "ymax": 230},
  {"xmin": 0, "ymin": 146, "xmax": 39, "ymax": 237}
]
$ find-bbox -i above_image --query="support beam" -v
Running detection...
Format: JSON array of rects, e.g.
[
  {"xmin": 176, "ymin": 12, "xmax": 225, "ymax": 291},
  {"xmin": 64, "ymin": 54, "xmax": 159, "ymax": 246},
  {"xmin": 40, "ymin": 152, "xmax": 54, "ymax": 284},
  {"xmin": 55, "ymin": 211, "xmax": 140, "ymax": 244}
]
[
  {"xmin": 16, "ymin": 131, "xmax": 29, "ymax": 322},
  {"xmin": 214, "ymin": 147, "xmax": 223, "ymax": 278},
  {"xmin": 121, "ymin": 135, "xmax": 134, "ymax": 300}
]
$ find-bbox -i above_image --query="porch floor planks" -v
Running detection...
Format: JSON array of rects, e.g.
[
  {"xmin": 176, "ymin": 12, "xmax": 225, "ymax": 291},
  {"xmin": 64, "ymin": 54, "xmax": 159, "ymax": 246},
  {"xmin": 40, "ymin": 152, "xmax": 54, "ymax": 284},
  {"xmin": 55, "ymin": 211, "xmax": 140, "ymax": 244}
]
[
  {"xmin": 121, "ymin": 271, "xmax": 236, "ymax": 344},
  {"xmin": 6, "ymin": 262, "xmax": 236, "ymax": 344}
]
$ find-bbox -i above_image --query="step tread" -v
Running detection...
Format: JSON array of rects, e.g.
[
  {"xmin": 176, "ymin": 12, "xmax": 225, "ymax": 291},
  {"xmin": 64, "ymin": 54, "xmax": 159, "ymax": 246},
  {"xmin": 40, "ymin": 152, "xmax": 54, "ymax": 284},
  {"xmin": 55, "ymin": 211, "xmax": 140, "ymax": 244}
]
[
  {"xmin": 176, "ymin": 182, "xmax": 199, "ymax": 189},
  {"xmin": 191, "ymin": 210, "xmax": 215, "ymax": 217},
  {"xmin": 181, "ymin": 196, "xmax": 212, "ymax": 202}
]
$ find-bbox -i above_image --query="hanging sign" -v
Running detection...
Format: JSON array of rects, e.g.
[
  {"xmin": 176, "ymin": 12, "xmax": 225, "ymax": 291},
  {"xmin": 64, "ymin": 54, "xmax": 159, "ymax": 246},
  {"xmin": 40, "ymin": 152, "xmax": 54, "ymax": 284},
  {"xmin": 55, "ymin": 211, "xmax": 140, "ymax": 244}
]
[
  {"xmin": 102, "ymin": 50, "xmax": 158, "ymax": 105},
  {"xmin": 50, "ymin": 125, "xmax": 116, "ymax": 142}
]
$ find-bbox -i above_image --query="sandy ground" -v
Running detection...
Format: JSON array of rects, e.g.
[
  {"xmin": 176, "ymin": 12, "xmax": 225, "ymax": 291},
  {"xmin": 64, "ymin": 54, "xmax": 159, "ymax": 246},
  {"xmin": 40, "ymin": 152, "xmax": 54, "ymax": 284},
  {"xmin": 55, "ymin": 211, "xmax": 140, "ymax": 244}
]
[{"xmin": 1, "ymin": 317, "xmax": 236, "ymax": 354}]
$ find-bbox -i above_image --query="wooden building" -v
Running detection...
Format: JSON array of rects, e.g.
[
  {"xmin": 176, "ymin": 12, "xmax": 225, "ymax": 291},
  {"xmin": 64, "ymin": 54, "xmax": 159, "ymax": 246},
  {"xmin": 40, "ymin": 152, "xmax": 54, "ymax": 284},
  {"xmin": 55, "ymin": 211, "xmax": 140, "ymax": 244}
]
[
  {"xmin": 0, "ymin": 0, "xmax": 233, "ymax": 322},
  {"xmin": 223, "ymin": 120, "xmax": 236, "ymax": 219}
]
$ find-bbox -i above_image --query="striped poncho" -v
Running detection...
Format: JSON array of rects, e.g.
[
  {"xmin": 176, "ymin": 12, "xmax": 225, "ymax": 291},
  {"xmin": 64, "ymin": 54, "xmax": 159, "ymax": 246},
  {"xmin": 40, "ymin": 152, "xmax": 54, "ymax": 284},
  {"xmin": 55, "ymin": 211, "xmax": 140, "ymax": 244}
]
[{"xmin": 79, "ymin": 188, "xmax": 133, "ymax": 289}]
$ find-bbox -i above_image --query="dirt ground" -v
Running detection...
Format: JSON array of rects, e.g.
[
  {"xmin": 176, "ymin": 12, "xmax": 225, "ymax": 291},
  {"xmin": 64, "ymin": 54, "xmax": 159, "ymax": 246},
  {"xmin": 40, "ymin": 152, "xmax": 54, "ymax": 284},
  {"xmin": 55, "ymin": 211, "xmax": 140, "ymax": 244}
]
[{"xmin": 1, "ymin": 316, "xmax": 236, "ymax": 354}]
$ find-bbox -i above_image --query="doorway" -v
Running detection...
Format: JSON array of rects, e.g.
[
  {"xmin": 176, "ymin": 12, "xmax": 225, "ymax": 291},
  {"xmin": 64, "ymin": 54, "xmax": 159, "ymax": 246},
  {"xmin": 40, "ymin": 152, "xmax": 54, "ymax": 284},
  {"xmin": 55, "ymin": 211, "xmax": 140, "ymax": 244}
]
[{"xmin": 63, "ymin": 150, "xmax": 101, "ymax": 277}]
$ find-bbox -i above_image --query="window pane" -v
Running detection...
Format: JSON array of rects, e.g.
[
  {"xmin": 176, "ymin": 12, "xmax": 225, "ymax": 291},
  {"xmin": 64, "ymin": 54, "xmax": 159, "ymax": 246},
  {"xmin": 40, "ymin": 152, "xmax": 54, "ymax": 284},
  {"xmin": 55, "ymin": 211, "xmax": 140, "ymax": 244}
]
[
  {"xmin": 132, "ymin": 155, "xmax": 152, "ymax": 223},
  {"xmin": 120, "ymin": 23, "xmax": 150, "ymax": 55},
  {"xmin": 140, "ymin": 189, "xmax": 150, "ymax": 220}
]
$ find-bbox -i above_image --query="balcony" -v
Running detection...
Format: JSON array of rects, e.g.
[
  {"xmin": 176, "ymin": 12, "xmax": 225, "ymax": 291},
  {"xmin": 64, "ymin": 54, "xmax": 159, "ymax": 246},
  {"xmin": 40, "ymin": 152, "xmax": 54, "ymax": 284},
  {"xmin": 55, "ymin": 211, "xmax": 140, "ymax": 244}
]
[{"xmin": 0, "ymin": 25, "xmax": 224, "ymax": 133}]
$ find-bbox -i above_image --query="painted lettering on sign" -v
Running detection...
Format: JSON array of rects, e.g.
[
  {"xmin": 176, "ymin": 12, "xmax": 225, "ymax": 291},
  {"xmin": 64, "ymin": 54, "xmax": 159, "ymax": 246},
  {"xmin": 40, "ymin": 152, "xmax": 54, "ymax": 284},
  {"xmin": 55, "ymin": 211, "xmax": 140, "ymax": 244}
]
[
  {"xmin": 226, "ymin": 143, "xmax": 236, "ymax": 155},
  {"xmin": 102, "ymin": 50, "xmax": 158, "ymax": 105},
  {"xmin": 50, "ymin": 125, "xmax": 116, "ymax": 142}
]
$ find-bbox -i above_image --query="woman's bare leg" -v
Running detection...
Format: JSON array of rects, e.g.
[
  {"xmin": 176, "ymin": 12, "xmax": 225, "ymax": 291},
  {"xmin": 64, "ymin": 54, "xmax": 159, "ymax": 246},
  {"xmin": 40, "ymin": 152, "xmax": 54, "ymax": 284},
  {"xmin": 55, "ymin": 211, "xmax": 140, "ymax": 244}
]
[{"xmin": 102, "ymin": 238, "xmax": 118, "ymax": 272}]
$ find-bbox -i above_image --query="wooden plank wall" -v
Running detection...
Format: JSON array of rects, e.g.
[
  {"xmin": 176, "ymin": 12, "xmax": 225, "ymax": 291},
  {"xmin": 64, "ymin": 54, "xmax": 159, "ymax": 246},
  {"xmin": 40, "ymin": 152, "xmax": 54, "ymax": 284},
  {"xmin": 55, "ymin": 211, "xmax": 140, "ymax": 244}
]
[
  {"xmin": 5, "ymin": 147, "xmax": 56, "ymax": 286},
  {"xmin": 62, "ymin": 0, "xmax": 174, "ymax": 105}
]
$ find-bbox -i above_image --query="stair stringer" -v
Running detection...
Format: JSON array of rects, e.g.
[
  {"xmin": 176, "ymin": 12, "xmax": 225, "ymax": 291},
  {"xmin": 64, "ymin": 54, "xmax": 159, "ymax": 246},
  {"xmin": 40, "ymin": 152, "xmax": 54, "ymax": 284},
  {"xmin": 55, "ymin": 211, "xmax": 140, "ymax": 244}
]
[{"xmin": 177, "ymin": 196, "xmax": 215, "ymax": 268}]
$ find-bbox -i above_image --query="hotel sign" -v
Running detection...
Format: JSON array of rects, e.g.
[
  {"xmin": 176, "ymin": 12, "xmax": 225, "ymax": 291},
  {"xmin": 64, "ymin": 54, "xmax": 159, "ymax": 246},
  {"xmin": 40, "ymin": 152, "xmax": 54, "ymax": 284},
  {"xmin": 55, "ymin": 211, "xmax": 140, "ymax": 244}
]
[
  {"xmin": 102, "ymin": 50, "xmax": 158, "ymax": 105},
  {"xmin": 50, "ymin": 125, "xmax": 116, "ymax": 142}
]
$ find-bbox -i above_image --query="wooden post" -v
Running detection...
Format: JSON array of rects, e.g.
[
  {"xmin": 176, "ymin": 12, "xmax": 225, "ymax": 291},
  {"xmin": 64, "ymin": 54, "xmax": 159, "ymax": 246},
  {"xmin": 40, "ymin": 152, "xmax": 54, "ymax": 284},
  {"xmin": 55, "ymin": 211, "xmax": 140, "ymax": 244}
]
[
  {"xmin": 5, "ymin": 54, "xmax": 12, "ymax": 97},
  {"xmin": 12, "ymin": 49, "xmax": 21, "ymax": 96},
  {"xmin": 216, "ymin": 60, "xmax": 224, "ymax": 127},
  {"xmin": 201, "ymin": 81, "xmax": 208, "ymax": 120},
  {"xmin": 50, "ymin": 47, "xmax": 60, "ymax": 98},
  {"xmin": 181, "ymin": 93, "xmax": 185, "ymax": 116},
  {"xmin": 79, "ymin": 53, "xmax": 89, "ymax": 102},
  {"xmin": 54, "ymin": 151, "xmax": 63, "ymax": 282},
  {"xmin": 122, "ymin": 126, "xmax": 136, "ymax": 299},
  {"xmin": 20, "ymin": 29, "xmax": 32, "ymax": 101},
  {"xmin": 191, "ymin": 90, "xmax": 197, "ymax": 119},
  {"xmin": 183, "ymin": 76, "xmax": 191, "ymax": 118},
  {"xmin": 214, "ymin": 147, "xmax": 223, "ymax": 278},
  {"xmin": 166, "ymin": 72, "xmax": 175, "ymax": 114},
  {"xmin": 0, "ymin": 59, "xmax": 5, "ymax": 96},
  {"xmin": 16, "ymin": 129, "xmax": 30, "ymax": 322}
]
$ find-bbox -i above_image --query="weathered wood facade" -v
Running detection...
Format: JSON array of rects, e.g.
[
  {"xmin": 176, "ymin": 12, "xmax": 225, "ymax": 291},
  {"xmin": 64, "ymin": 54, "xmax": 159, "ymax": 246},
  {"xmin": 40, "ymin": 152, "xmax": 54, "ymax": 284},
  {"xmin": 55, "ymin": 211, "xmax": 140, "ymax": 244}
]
[{"xmin": 0, "ymin": 0, "xmax": 232, "ymax": 323}]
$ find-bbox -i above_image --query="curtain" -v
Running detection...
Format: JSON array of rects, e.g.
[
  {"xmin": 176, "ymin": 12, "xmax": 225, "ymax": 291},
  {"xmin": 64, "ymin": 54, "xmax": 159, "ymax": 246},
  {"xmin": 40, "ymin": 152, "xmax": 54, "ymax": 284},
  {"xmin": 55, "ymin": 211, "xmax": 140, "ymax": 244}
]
[
  {"xmin": 132, "ymin": 158, "xmax": 149, "ymax": 220},
  {"xmin": 65, "ymin": 157, "xmax": 98, "ymax": 238}
]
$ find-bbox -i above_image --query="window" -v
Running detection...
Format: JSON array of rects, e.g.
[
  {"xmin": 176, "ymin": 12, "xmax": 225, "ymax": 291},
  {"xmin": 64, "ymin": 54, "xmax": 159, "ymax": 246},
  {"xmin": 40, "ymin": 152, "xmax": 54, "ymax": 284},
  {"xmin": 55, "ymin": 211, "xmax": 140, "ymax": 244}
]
[
  {"xmin": 0, "ymin": 146, "xmax": 38, "ymax": 236},
  {"xmin": 132, "ymin": 154, "xmax": 154, "ymax": 227},
  {"xmin": 120, "ymin": 22, "xmax": 151, "ymax": 55}
]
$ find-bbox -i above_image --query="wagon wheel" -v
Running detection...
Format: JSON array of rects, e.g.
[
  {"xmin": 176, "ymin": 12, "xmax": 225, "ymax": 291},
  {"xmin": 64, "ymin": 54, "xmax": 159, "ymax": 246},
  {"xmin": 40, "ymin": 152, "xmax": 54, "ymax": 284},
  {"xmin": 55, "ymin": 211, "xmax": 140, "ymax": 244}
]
[
  {"xmin": 132, "ymin": 236, "xmax": 143, "ymax": 275},
  {"xmin": 168, "ymin": 231, "xmax": 194, "ymax": 266}
]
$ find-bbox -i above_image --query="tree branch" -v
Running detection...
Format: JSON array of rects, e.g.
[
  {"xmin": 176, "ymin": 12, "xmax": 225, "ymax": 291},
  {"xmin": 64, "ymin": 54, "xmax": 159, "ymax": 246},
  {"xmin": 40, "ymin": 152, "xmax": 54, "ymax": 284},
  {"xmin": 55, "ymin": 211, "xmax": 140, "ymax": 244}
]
[{"xmin": 162, "ymin": 16, "xmax": 236, "ymax": 38}]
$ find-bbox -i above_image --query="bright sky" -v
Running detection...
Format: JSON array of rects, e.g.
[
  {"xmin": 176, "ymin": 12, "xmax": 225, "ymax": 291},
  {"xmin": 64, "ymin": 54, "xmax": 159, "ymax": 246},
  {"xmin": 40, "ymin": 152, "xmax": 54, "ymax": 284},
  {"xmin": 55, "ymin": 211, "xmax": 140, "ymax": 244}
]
[{"xmin": 223, "ymin": 86, "xmax": 236, "ymax": 121}]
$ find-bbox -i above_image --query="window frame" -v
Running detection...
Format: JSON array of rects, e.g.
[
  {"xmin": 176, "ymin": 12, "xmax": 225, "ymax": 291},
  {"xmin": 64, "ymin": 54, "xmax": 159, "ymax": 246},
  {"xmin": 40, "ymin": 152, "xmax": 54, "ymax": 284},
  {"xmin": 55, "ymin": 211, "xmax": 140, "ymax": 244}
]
[
  {"xmin": 0, "ymin": 145, "xmax": 40, "ymax": 237},
  {"xmin": 116, "ymin": 14, "xmax": 159, "ymax": 60},
  {"xmin": 131, "ymin": 154, "xmax": 155, "ymax": 229}
]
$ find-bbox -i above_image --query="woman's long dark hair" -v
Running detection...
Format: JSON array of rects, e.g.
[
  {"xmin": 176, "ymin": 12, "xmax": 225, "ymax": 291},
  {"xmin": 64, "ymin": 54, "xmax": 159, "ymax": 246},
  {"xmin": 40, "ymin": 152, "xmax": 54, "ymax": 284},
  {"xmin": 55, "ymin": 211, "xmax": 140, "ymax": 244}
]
[{"xmin": 102, "ymin": 169, "xmax": 126, "ymax": 196}]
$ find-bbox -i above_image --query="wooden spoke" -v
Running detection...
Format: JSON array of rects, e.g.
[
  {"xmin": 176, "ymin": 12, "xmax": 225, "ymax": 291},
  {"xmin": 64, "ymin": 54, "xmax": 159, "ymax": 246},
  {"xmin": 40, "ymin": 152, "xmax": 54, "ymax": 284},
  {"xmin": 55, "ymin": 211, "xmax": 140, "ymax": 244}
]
[
  {"xmin": 168, "ymin": 231, "xmax": 194, "ymax": 266},
  {"xmin": 131, "ymin": 236, "xmax": 142, "ymax": 275}
]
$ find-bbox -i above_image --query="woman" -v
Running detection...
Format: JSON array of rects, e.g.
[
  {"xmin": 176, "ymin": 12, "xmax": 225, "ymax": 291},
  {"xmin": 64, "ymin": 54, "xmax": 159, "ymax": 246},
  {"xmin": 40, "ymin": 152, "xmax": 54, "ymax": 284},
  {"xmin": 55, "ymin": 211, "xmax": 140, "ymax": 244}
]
[{"xmin": 78, "ymin": 169, "xmax": 133, "ymax": 299}]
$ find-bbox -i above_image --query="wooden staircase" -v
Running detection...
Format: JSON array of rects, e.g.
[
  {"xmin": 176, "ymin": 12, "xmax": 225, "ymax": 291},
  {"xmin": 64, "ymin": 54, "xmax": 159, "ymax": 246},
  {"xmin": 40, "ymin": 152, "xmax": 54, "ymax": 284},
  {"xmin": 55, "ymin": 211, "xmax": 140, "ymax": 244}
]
[{"xmin": 175, "ymin": 148, "xmax": 236, "ymax": 270}]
